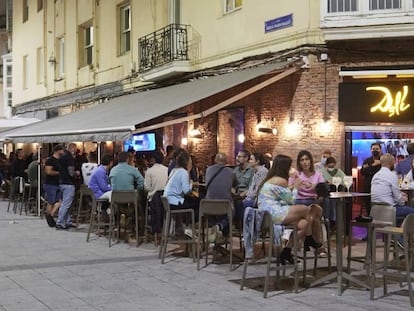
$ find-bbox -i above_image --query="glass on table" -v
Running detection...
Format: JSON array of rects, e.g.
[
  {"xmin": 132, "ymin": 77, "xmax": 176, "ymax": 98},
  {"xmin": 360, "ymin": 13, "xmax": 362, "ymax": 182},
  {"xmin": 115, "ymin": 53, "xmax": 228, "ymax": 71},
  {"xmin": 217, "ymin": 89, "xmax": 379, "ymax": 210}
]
[
  {"xmin": 332, "ymin": 176, "xmax": 342, "ymax": 192},
  {"xmin": 397, "ymin": 174, "xmax": 403, "ymax": 188},
  {"xmin": 343, "ymin": 176, "xmax": 353, "ymax": 193}
]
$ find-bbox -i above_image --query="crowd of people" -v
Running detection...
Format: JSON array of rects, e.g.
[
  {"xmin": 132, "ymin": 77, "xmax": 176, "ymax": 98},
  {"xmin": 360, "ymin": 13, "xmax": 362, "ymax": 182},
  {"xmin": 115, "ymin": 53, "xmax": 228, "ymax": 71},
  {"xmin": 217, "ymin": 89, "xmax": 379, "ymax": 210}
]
[{"xmin": 6, "ymin": 139, "xmax": 414, "ymax": 260}]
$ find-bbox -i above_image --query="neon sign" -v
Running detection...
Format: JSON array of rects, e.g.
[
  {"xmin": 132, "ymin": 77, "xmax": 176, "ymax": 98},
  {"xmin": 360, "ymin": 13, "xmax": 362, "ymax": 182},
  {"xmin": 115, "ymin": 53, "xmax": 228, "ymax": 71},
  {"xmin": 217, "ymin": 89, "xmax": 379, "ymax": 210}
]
[{"xmin": 367, "ymin": 85, "xmax": 410, "ymax": 117}]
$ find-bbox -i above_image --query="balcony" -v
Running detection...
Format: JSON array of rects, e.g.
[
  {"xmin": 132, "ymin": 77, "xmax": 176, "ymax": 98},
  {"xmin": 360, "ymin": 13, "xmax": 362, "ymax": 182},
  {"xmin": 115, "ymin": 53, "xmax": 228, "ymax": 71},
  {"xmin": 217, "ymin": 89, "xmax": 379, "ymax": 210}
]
[
  {"xmin": 138, "ymin": 24, "xmax": 192, "ymax": 82},
  {"xmin": 321, "ymin": 0, "xmax": 414, "ymax": 41}
]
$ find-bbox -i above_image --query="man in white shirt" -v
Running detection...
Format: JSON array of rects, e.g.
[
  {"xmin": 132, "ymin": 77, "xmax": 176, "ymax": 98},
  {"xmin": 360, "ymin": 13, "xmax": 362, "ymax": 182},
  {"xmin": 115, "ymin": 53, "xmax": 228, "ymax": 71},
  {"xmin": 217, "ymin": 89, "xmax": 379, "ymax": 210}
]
[
  {"xmin": 144, "ymin": 150, "xmax": 168, "ymax": 233},
  {"xmin": 371, "ymin": 153, "xmax": 414, "ymax": 227}
]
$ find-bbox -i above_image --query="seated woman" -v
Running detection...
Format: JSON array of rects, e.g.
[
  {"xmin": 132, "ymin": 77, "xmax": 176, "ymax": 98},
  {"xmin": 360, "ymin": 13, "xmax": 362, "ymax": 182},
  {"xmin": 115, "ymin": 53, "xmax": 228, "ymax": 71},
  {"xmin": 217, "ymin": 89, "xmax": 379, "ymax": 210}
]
[
  {"xmin": 163, "ymin": 151, "xmax": 199, "ymax": 230},
  {"xmin": 243, "ymin": 152, "xmax": 269, "ymax": 208},
  {"xmin": 258, "ymin": 154, "xmax": 323, "ymax": 264},
  {"xmin": 289, "ymin": 150, "xmax": 325, "ymax": 206}
]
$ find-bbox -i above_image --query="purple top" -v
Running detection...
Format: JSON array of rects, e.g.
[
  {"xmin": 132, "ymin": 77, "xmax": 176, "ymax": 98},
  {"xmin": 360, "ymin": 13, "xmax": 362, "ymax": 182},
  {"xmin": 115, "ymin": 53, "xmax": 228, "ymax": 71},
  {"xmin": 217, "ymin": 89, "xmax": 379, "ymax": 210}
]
[{"xmin": 88, "ymin": 165, "xmax": 112, "ymax": 199}]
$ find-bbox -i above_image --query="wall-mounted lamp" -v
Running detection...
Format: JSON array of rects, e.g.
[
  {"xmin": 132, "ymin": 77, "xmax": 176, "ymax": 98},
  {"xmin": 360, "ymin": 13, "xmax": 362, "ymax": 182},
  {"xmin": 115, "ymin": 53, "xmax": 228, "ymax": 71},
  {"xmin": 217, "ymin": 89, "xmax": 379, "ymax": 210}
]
[
  {"xmin": 257, "ymin": 126, "xmax": 277, "ymax": 135},
  {"xmin": 181, "ymin": 137, "xmax": 188, "ymax": 146},
  {"xmin": 238, "ymin": 133, "xmax": 245, "ymax": 143},
  {"xmin": 189, "ymin": 128, "xmax": 202, "ymax": 139}
]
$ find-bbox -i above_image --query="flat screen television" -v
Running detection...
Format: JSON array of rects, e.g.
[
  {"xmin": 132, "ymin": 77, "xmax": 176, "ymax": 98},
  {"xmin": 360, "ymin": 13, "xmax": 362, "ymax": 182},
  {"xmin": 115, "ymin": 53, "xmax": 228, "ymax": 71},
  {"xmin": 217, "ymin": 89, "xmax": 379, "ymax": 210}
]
[{"xmin": 124, "ymin": 132, "xmax": 156, "ymax": 152}]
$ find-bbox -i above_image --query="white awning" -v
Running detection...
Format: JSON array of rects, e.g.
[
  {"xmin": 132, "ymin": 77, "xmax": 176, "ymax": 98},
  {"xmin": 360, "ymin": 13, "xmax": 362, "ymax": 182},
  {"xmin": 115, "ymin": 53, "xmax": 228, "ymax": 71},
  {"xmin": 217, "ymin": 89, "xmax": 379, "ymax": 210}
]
[
  {"xmin": 5, "ymin": 61, "xmax": 295, "ymax": 143},
  {"xmin": 0, "ymin": 117, "xmax": 41, "ymax": 142}
]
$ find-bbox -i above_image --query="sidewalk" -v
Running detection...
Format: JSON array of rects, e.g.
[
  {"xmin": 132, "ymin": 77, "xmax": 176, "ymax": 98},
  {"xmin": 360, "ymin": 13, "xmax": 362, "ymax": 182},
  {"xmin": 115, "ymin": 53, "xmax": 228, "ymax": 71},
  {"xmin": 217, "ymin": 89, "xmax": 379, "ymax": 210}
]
[{"xmin": 0, "ymin": 201, "xmax": 410, "ymax": 311}]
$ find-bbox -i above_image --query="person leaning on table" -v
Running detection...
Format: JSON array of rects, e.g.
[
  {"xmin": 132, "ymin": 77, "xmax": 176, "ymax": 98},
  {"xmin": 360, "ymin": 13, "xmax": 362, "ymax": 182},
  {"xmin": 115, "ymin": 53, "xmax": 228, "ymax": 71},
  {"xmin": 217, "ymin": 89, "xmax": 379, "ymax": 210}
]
[{"xmin": 371, "ymin": 153, "xmax": 414, "ymax": 227}]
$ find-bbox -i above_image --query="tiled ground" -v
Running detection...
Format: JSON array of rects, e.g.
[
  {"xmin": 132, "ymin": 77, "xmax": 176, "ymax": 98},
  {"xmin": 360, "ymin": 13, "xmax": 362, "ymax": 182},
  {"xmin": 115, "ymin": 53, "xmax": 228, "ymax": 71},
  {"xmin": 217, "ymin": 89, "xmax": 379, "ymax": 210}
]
[{"xmin": 0, "ymin": 200, "xmax": 411, "ymax": 311}]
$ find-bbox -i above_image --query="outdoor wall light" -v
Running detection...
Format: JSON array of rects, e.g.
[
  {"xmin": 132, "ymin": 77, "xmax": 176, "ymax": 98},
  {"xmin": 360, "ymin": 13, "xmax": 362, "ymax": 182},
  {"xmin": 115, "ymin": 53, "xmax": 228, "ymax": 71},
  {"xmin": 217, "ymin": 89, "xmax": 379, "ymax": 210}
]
[
  {"xmin": 189, "ymin": 128, "xmax": 202, "ymax": 139},
  {"xmin": 286, "ymin": 120, "xmax": 299, "ymax": 136},
  {"xmin": 257, "ymin": 127, "xmax": 277, "ymax": 135},
  {"xmin": 238, "ymin": 133, "xmax": 245, "ymax": 143},
  {"xmin": 181, "ymin": 137, "xmax": 188, "ymax": 146},
  {"xmin": 320, "ymin": 118, "xmax": 333, "ymax": 134}
]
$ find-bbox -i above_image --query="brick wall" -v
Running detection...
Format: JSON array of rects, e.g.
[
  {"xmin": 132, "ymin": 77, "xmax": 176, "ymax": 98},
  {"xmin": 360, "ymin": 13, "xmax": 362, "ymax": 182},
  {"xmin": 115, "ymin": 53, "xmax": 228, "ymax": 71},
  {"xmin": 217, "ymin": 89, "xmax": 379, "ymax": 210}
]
[{"xmin": 182, "ymin": 58, "xmax": 345, "ymax": 172}]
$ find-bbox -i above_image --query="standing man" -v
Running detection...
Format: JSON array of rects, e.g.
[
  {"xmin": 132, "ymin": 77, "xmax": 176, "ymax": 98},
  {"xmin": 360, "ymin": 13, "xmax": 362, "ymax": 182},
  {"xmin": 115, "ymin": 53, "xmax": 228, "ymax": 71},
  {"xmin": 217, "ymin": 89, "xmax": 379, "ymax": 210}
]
[
  {"xmin": 396, "ymin": 142, "xmax": 414, "ymax": 176},
  {"xmin": 44, "ymin": 145, "xmax": 64, "ymax": 227},
  {"xmin": 110, "ymin": 152, "xmax": 144, "ymax": 191},
  {"xmin": 361, "ymin": 142, "xmax": 382, "ymax": 215},
  {"xmin": 56, "ymin": 143, "xmax": 78, "ymax": 230},
  {"xmin": 11, "ymin": 149, "xmax": 27, "ymax": 180},
  {"xmin": 88, "ymin": 154, "xmax": 114, "ymax": 201},
  {"xmin": 205, "ymin": 153, "xmax": 235, "ymax": 242}
]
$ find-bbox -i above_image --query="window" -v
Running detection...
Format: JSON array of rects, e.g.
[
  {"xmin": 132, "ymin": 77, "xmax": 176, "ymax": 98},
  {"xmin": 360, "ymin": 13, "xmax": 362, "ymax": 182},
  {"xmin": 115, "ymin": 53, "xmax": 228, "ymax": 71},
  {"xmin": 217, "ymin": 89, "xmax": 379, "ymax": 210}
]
[
  {"xmin": 7, "ymin": 92, "xmax": 12, "ymax": 107},
  {"xmin": 57, "ymin": 37, "xmax": 65, "ymax": 78},
  {"xmin": 37, "ymin": 47, "xmax": 44, "ymax": 84},
  {"xmin": 328, "ymin": 0, "xmax": 358, "ymax": 12},
  {"xmin": 23, "ymin": 55, "xmax": 29, "ymax": 89},
  {"xmin": 5, "ymin": 59, "xmax": 12, "ymax": 88},
  {"xmin": 23, "ymin": 0, "xmax": 29, "ymax": 22},
  {"xmin": 38, "ymin": 0, "xmax": 43, "ymax": 12},
  {"xmin": 79, "ymin": 24, "xmax": 93, "ymax": 67},
  {"xmin": 120, "ymin": 5, "xmax": 131, "ymax": 54},
  {"xmin": 369, "ymin": 0, "xmax": 401, "ymax": 10},
  {"xmin": 224, "ymin": 0, "xmax": 242, "ymax": 14},
  {"xmin": 3, "ymin": 55, "xmax": 12, "ymax": 107}
]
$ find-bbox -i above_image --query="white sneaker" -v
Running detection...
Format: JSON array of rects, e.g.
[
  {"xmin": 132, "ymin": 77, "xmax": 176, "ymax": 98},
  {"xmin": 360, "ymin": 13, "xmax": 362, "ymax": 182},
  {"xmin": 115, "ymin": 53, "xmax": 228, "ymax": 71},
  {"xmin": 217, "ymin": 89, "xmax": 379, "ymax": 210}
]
[
  {"xmin": 184, "ymin": 228, "xmax": 198, "ymax": 238},
  {"xmin": 208, "ymin": 225, "xmax": 223, "ymax": 243}
]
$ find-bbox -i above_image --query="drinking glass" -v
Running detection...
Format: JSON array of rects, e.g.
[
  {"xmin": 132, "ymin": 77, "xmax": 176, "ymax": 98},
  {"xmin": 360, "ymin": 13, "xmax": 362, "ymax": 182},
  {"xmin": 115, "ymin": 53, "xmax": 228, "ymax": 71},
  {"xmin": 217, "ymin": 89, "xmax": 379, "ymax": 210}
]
[
  {"xmin": 332, "ymin": 176, "xmax": 342, "ymax": 192},
  {"xmin": 397, "ymin": 174, "xmax": 403, "ymax": 188},
  {"xmin": 343, "ymin": 176, "xmax": 353, "ymax": 193}
]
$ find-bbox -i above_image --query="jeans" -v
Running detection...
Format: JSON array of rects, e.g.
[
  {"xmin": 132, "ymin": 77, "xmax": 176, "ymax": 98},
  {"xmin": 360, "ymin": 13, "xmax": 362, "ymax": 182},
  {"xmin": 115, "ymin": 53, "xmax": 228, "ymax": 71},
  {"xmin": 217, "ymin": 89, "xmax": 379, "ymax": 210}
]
[
  {"xmin": 396, "ymin": 205, "xmax": 414, "ymax": 226},
  {"xmin": 323, "ymin": 197, "xmax": 337, "ymax": 222},
  {"xmin": 57, "ymin": 184, "xmax": 75, "ymax": 227}
]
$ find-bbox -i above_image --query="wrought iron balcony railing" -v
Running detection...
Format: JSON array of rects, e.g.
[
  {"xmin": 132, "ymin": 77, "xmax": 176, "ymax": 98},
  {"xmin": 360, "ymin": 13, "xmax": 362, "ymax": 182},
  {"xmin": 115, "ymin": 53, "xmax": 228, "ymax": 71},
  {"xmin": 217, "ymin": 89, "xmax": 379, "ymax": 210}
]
[{"xmin": 138, "ymin": 24, "xmax": 189, "ymax": 73}]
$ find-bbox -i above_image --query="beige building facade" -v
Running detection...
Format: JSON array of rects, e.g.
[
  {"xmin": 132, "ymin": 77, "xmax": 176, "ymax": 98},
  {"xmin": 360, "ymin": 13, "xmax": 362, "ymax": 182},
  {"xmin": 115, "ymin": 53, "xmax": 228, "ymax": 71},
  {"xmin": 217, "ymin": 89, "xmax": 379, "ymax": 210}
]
[{"xmin": 11, "ymin": 0, "xmax": 322, "ymax": 112}]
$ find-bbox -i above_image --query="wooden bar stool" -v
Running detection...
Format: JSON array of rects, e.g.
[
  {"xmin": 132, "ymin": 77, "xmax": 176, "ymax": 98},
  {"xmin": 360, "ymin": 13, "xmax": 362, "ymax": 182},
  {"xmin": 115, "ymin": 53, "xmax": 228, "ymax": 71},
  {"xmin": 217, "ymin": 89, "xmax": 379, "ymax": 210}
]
[
  {"xmin": 109, "ymin": 191, "xmax": 139, "ymax": 247},
  {"xmin": 370, "ymin": 214, "xmax": 414, "ymax": 307},
  {"xmin": 159, "ymin": 196, "xmax": 196, "ymax": 263},
  {"xmin": 347, "ymin": 203, "xmax": 395, "ymax": 277},
  {"xmin": 240, "ymin": 210, "xmax": 299, "ymax": 297},
  {"xmin": 197, "ymin": 199, "xmax": 233, "ymax": 271},
  {"xmin": 86, "ymin": 187, "xmax": 109, "ymax": 242}
]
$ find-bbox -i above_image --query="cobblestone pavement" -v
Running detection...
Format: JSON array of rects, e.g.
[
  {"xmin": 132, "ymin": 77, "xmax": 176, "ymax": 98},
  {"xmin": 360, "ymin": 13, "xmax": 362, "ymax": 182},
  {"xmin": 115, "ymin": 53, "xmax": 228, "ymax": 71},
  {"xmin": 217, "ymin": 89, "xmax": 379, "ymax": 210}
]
[{"xmin": 0, "ymin": 201, "xmax": 411, "ymax": 310}]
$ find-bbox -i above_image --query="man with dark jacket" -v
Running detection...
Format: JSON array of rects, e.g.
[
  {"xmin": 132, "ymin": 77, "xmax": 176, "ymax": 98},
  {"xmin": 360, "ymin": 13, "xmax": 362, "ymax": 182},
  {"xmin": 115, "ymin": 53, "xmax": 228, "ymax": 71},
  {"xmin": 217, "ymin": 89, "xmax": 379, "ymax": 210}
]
[
  {"xmin": 56, "ymin": 143, "xmax": 78, "ymax": 230},
  {"xmin": 361, "ymin": 142, "xmax": 382, "ymax": 215}
]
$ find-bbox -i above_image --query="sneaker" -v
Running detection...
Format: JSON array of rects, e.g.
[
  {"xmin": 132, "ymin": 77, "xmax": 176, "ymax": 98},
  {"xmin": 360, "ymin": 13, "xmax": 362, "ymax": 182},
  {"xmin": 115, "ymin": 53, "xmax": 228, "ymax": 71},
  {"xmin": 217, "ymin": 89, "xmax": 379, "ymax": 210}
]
[
  {"xmin": 55, "ymin": 224, "xmax": 68, "ymax": 230},
  {"xmin": 45, "ymin": 214, "xmax": 56, "ymax": 228},
  {"xmin": 120, "ymin": 214, "xmax": 126, "ymax": 227},
  {"xmin": 208, "ymin": 225, "xmax": 223, "ymax": 243},
  {"xmin": 184, "ymin": 228, "xmax": 198, "ymax": 238},
  {"xmin": 391, "ymin": 239, "xmax": 404, "ymax": 250}
]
